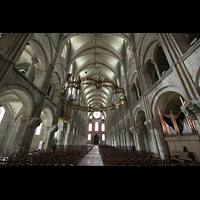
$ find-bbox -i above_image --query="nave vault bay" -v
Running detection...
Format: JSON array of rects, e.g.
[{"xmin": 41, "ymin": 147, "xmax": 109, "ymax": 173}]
[{"xmin": 0, "ymin": 33, "xmax": 200, "ymax": 166}]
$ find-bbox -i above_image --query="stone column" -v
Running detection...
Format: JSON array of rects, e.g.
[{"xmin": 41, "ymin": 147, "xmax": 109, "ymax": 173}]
[
  {"xmin": 129, "ymin": 126, "xmax": 136, "ymax": 146},
  {"xmin": 69, "ymin": 133, "xmax": 74, "ymax": 145},
  {"xmin": 152, "ymin": 60, "xmax": 161, "ymax": 79},
  {"xmin": 151, "ymin": 119, "xmax": 170, "ymax": 160},
  {"xmin": 26, "ymin": 56, "xmax": 38, "ymax": 78},
  {"xmin": 65, "ymin": 133, "xmax": 69, "ymax": 145},
  {"xmin": 123, "ymin": 131, "xmax": 128, "ymax": 148},
  {"xmin": 46, "ymin": 125, "xmax": 58, "ymax": 149},
  {"xmin": 58, "ymin": 130, "xmax": 65, "ymax": 146},
  {"xmin": 144, "ymin": 119, "xmax": 159, "ymax": 155},
  {"xmin": 133, "ymin": 126, "xmax": 146, "ymax": 150},
  {"xmin": 131, "ymin": 128, "xmax": 140, "ymax": 150},
  {"xmin": 62, "ymin": 122, "xmax": 68, "ymax": 146},
  {"xmin": 74, "ymin": 134, "xmax": 78, "ymax": 146},
  {"xmin": 126, "ymin": 131, "xmax": 130, "ymax": 147},
  {"xmin": 117, "ymin": 132, "xmax": 121, "ymax": 148},
  {"xmin": 11, "ymin": 116, "xmax": 41, "ymax": 155},
  {"xmin": 42, "ymin": 126, "xmax": 51, "ymax": 149},
  {"xmin": 135, "ymin": 84, "xmax": 140, "ymax": 99}
]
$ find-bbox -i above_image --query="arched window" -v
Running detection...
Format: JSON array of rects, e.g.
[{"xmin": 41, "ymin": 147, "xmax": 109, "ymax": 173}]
[
  {"xmin": 102, "ymin": 134, "xmax": 105, "ymax": 141},
  {"xmin": 35, "ymin": 123, "xmax": 42, "ymax": 135},
  {"xmin": 101, "ymin": 123, "xmax": 105, "ymax": 132},
  {"xmin": 88, "ymin": 134, "xmax": 91, "ymax": 140},
  {"xmin": 95, "ymin": 122, "xmax": 99, "ymax": 131},
  {"xmin": 88, "ymin": 123, "xmax": 92, "ymax": 131},
  {"xmin": 0, "ymin": 107, "xmax": 5, "ymax": 123}
]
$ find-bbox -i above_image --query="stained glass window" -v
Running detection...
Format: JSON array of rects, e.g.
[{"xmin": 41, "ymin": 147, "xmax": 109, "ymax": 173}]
[
  {"xmin": 93, "ymin": 111, "xmax": 101, "ymax": 119},
  {"xmin": 88, "ymin": 123, "xmax": 92, "ymax": 131},
  {"xmin": 101, "ymin": 124, "xmax": 105, "ymax": 131},
  {"xmin": 95, "ymin": 122, "xmax": 99, "ymax": 131}
]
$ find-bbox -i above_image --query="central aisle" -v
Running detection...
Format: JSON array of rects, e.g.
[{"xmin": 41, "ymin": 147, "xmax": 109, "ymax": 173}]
[{"xmin": 78, "ymin": 145, "xmax": 104, "ymax": 166}]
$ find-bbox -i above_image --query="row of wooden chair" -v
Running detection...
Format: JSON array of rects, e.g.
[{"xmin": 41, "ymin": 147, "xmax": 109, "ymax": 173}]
[
  {"xmin": 0, "ymin": 147, "xmax": 90, "ymax": 166},
  {"xmin": 99, "ymin": 145, "xmax": 169, "ymax": 166}
]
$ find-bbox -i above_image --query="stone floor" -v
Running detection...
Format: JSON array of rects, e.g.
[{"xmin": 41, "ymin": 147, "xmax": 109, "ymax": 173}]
[{"xmin": 78, "ymin": 145, "xmax": 104, "ymax": 166}]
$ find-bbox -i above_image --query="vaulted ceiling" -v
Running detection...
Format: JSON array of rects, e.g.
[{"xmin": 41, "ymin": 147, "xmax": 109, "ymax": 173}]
[{"xmin": 66, "ymin": 33, "xmax": 133, "ymax": 109}]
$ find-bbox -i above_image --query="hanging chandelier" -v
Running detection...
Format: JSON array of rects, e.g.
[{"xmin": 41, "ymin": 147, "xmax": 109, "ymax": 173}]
[
  {"xmin": 69, "ymin": 71, "xmax": 125, "ymax": 93},
  {"xmin": 59, "ymin": 72, "xmax": 126, "ymax": 112}
]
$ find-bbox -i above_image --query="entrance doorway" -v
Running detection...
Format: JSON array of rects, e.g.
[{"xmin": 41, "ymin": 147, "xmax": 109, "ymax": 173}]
[{"xmin": 94, "ymin": 135, "xmax": 99, "ymax": 145}]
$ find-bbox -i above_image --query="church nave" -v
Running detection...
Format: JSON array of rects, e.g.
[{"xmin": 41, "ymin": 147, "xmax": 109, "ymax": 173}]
[{"xmin": 0, "ymin": 33, "xmax": 200, "ymax": 166}]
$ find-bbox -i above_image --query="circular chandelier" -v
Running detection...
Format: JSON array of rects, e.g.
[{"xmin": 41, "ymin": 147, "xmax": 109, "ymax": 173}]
[{"xmin": 59, "ymin": 72, "xmax": 126, "ymax": 112}]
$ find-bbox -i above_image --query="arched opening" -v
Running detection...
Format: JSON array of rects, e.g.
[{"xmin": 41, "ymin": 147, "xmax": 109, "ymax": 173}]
[
  {"xmin": 30, "ymin": 107, "xmax": 53, "ymax": 151},
  {"xmin": 16, "ymin": 40, "xmax": 48, "ymax": 90},
  {"xmin": 135, "ymin": 110, "xmax": 153, "ymax": 151},
  {"xmin": 144, "ymin": 46, "xmax": 171, "ymax": 89},
  {"xmin": 0, "ymin": 87, "xmax": 33, "ymax": 154},
  {"xmin": 154, "ymin": 46, "xmax": 170, "ymax": 76},
  {"xmin": 94, "ymin": 134, "xmax": 99, "ymax": 145},
  {"xmin": 155, "ymin": 91, "xmax": 198, "ymax": 137},
  {"xmin": 186, "ymin": 33, "xmax": 200, "ymax": 47},
  {"xmin": 15, "ymin": 44, "xmax": 33, "ymax": 78},
  {"xmin": 30, "ymin": 110, "xmax": 46, "ymax": 151},
  {"xmin": 144, "ymin": 60, "xmax": 158, "ymax": 89},
  {"xmin": 148, "ymin": 61, "xmax": 159, "ymax": 86}
]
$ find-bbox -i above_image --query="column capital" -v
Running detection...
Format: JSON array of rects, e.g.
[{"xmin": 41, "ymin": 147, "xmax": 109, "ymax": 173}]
[{"xmin": 144, "ymin": 119, "xmax": 154, "ymax": 130}]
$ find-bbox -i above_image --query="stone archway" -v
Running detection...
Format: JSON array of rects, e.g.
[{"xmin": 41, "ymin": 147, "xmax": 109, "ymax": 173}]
[{"xmin": 0, "ymin": 86, "xmax": 33, "ymax": 154}]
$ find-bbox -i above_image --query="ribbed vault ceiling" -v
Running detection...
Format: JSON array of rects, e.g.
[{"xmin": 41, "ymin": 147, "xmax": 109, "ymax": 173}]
[{"xmin": 67, "ymin": 33, "xmax": 131, "ymax": 109}]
